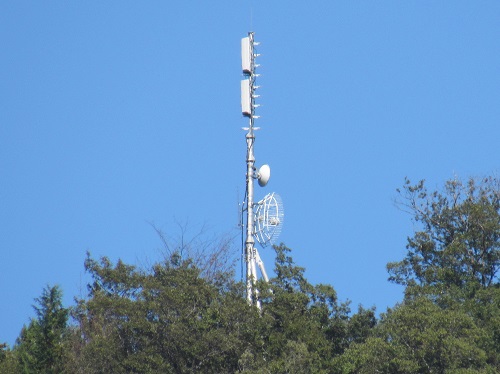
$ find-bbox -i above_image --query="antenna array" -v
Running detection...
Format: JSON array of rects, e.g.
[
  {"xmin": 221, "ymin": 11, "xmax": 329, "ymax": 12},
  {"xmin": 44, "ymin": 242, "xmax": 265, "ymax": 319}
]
[{"xmin": 240, "ymin": 32, "xmax": 284, "ymax": 309}]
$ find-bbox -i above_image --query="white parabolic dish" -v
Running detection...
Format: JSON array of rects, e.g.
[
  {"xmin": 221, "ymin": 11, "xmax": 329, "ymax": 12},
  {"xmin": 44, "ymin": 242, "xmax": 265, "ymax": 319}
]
[{"xmin": 257, "ymin": 164, "xmax": 271, "ymax": 187}]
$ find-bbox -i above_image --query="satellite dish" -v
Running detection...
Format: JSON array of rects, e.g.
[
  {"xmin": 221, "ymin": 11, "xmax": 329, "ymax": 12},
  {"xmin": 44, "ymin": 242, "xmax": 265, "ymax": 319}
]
[
  {"xmin": 253, "ymin": 192, "xmax": 284, "ymax": 247},
  {"xmin": 257, "ymin": 164, "xmax": 271, "ymax": 187}
]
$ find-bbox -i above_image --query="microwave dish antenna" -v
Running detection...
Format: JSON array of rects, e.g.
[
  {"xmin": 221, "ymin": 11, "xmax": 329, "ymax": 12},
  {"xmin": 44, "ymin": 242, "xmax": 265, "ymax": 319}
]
[
  {"xmin": 253, "ymin": 192, "xmax": 284, "ymax": 247},
  {"xmin": 257, "ymin": 164, "xmax": 270, "ymax": 187}
]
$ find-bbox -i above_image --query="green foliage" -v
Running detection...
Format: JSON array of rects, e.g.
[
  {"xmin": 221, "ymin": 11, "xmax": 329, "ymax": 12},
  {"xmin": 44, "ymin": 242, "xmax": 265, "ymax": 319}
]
[
  {"xmin": 346, "ymin": 305, "xmax": 376, "ymax": 345},
  {"xmin": 463, "ymin": 286, "xmax": 500, "ymax": 368},
  {"xmin": 335, "ymin": 297, "xmax": 494, "ymax": 373},
  {"xmin": 67, "ymin": 245, "xmax": 360, "ymax": 373},
  {"xmin": 69, "ymin": 251, "xmax": 260, "ymax": 373},
  {"xmin": 7, "ymin": 176, "xmax": 500, "ymax": 373},
  {"xmin": 388, "ymin": 177, "xmax": 500, "ymax": 293},
  {"xmin": 357, "ymin": 175, "xmax": 500, "ymax": 373},
  {"xmin": 15, "ymin": 285, "xmax": 69, "ymax": 374},
  {"xmin": 380, "ymin": 298, "xmax": 489, "ymax": 372},
  {"xmin": 0, "ymin": 343, "xmax": 20, "ymax": 373},
  {"xmin": 243, "ymin": 244, "xmax": 360, "ymax": 373},
  {"xmin": 0, "ymin": 342, "xmax": 7, "ymax": 363},
  {"xmin": 332, "ymin": 176, "xmax": 500, "ymax": 373}
]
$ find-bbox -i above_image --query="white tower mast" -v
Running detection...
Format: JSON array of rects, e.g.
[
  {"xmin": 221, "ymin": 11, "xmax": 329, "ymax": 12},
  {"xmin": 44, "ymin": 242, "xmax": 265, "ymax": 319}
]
[{"xmin": 241, "ymin": 32, "xmax": 269, "ymax": 308}]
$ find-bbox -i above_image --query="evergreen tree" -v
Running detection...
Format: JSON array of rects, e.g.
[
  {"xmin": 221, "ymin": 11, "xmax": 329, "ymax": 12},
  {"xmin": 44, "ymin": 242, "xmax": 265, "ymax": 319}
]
[
  {"xmin": 15, "ymin": 285, "xmax": 69, "ymax": 374},
  {"xmin": 388, "ymin": 177, "xmax": 500, "ymax": 297},
  {"xmin": 333, "ymin": 297, "xmax": 494, "ymax": 373},
  {"xmin": 334, "ymin": 176, "xmax": 500, "ymax": 373},
  {"xmin": 244, "ymin": 244, "xmax": 355, "ymax": 373},
  {"xmin": 68, "ymin": 251, "xmax": 260, "ymax": 373}
]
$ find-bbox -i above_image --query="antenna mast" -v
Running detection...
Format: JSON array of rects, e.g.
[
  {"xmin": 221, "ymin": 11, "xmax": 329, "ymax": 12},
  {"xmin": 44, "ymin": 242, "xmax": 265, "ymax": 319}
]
[
  {"xmin": 241, "ymin": 32, "xmax": 267, "ymax": 309},
  {"xmin": 240, "ymin": 32, "xmax": 284, "ymax": 309}
]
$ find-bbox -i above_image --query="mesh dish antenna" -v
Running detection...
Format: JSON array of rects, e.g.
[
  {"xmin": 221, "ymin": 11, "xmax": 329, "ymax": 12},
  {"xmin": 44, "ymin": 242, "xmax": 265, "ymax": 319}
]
[{"xmin": 253, "ymin": 192, "xmax": 284, "ymax": 247}]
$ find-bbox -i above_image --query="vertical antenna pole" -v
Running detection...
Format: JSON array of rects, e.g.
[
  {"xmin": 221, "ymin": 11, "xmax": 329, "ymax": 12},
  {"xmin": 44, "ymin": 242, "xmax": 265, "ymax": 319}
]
[
  {"xmin": 246, "ymin": 127, "xmax": 256, "ymax": 305},
  {"xmin": 241, "ymin": 32, "xmax": 261, "ymax": 308}
]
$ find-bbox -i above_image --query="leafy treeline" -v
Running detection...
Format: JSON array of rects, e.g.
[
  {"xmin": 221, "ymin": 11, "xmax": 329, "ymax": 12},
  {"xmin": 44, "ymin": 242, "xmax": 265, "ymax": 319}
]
[{"xmin": 1, "ymin": 177, "xmax": 499, "ymax": 373}]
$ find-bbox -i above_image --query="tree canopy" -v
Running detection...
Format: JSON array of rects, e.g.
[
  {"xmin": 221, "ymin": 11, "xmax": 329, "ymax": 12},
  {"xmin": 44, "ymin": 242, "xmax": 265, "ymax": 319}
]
[
  {"xmin": 336, "ymin": 176, "xmax": 500, "ymax": 373},
  {"xmin": 388, "ymin": 177, "xmax": 500, "ymax": 294},
  {"xmin": 1, "ymin": 176, "xmax": 499, "ymax": 373}
]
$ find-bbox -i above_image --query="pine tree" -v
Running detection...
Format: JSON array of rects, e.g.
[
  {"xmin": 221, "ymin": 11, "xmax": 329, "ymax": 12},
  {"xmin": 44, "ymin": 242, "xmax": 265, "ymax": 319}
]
[{"xmin": 16, "ymin": 285, "xmax": 69, "ymax": 374}]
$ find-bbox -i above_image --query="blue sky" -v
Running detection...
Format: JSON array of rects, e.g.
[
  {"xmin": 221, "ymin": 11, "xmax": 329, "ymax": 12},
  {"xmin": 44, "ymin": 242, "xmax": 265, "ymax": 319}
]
[{"xmin": 1, "ymin": 2, "xmax": 499, "ymax": 346}]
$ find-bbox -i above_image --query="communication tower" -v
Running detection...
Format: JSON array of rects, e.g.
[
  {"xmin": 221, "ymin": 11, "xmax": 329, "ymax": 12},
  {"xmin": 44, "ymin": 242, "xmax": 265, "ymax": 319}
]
[{"xmin": 240, "ymin": 32, "xmax": 284, "ymax": 309}]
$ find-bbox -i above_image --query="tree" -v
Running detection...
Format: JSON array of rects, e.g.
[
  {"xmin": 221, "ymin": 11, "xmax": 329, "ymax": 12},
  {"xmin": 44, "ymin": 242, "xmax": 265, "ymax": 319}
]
[
  {"xmin": 381, "ymin": 176, "xmax": 500, "ymax": 371},
  {"xmin": 0, "ymin": 343, "xmax": 7, "ymax": 364},
  {"xmin": 69, "ymin": 244, "xmax": 371, "ymax": 373},
  {"xmin": 149, "ymin": 221, "xmax": 238, "ymax": 286},
  {"xmin": 68, "ymin": 251, "xmax": 260, "ymax": 373},
  {"xmin": 245, "ymin": 244, "xmax": 356, "ymax": 373},
  {"xmin": 388, "ymin": 177, "xmax": 500, "ymax": 299},
  {"xmin": 0, "ymin": 343, "xmax": 20, "ymax": 373},
  {"xmin": 15, "ymin": 285, "xmax": 69, "ymax": 374},
  {"xmin": 334, "ymin": 297, "xmax": 495, "ymax": 374}
]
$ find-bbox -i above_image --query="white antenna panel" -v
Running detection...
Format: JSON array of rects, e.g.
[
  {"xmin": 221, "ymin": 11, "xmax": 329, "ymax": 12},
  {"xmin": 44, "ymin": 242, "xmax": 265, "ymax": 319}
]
[
  {"xmin": 241, "ymin": 37, "xmax": 251, "ymax": 74},
  {"xmin": 241, "ymin": 79, "xmax": 251, "ymax": 117}
]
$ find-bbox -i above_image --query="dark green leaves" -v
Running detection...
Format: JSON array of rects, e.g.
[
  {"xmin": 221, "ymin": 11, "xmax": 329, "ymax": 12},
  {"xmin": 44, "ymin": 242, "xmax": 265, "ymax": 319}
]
[
  {"xmin": 15, "ymin": 285, "xmax": 69, "ymax": 374},
  {"xmin": 390, "ymin": 177, "xmax": 500, "ymax": 291}
]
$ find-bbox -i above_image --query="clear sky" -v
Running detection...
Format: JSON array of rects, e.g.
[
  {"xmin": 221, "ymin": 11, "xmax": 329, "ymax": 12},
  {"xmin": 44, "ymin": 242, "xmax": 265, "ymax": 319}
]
[{"xmin": 1, "ymin": 2, "xmax": 499, "ymax": 346}]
